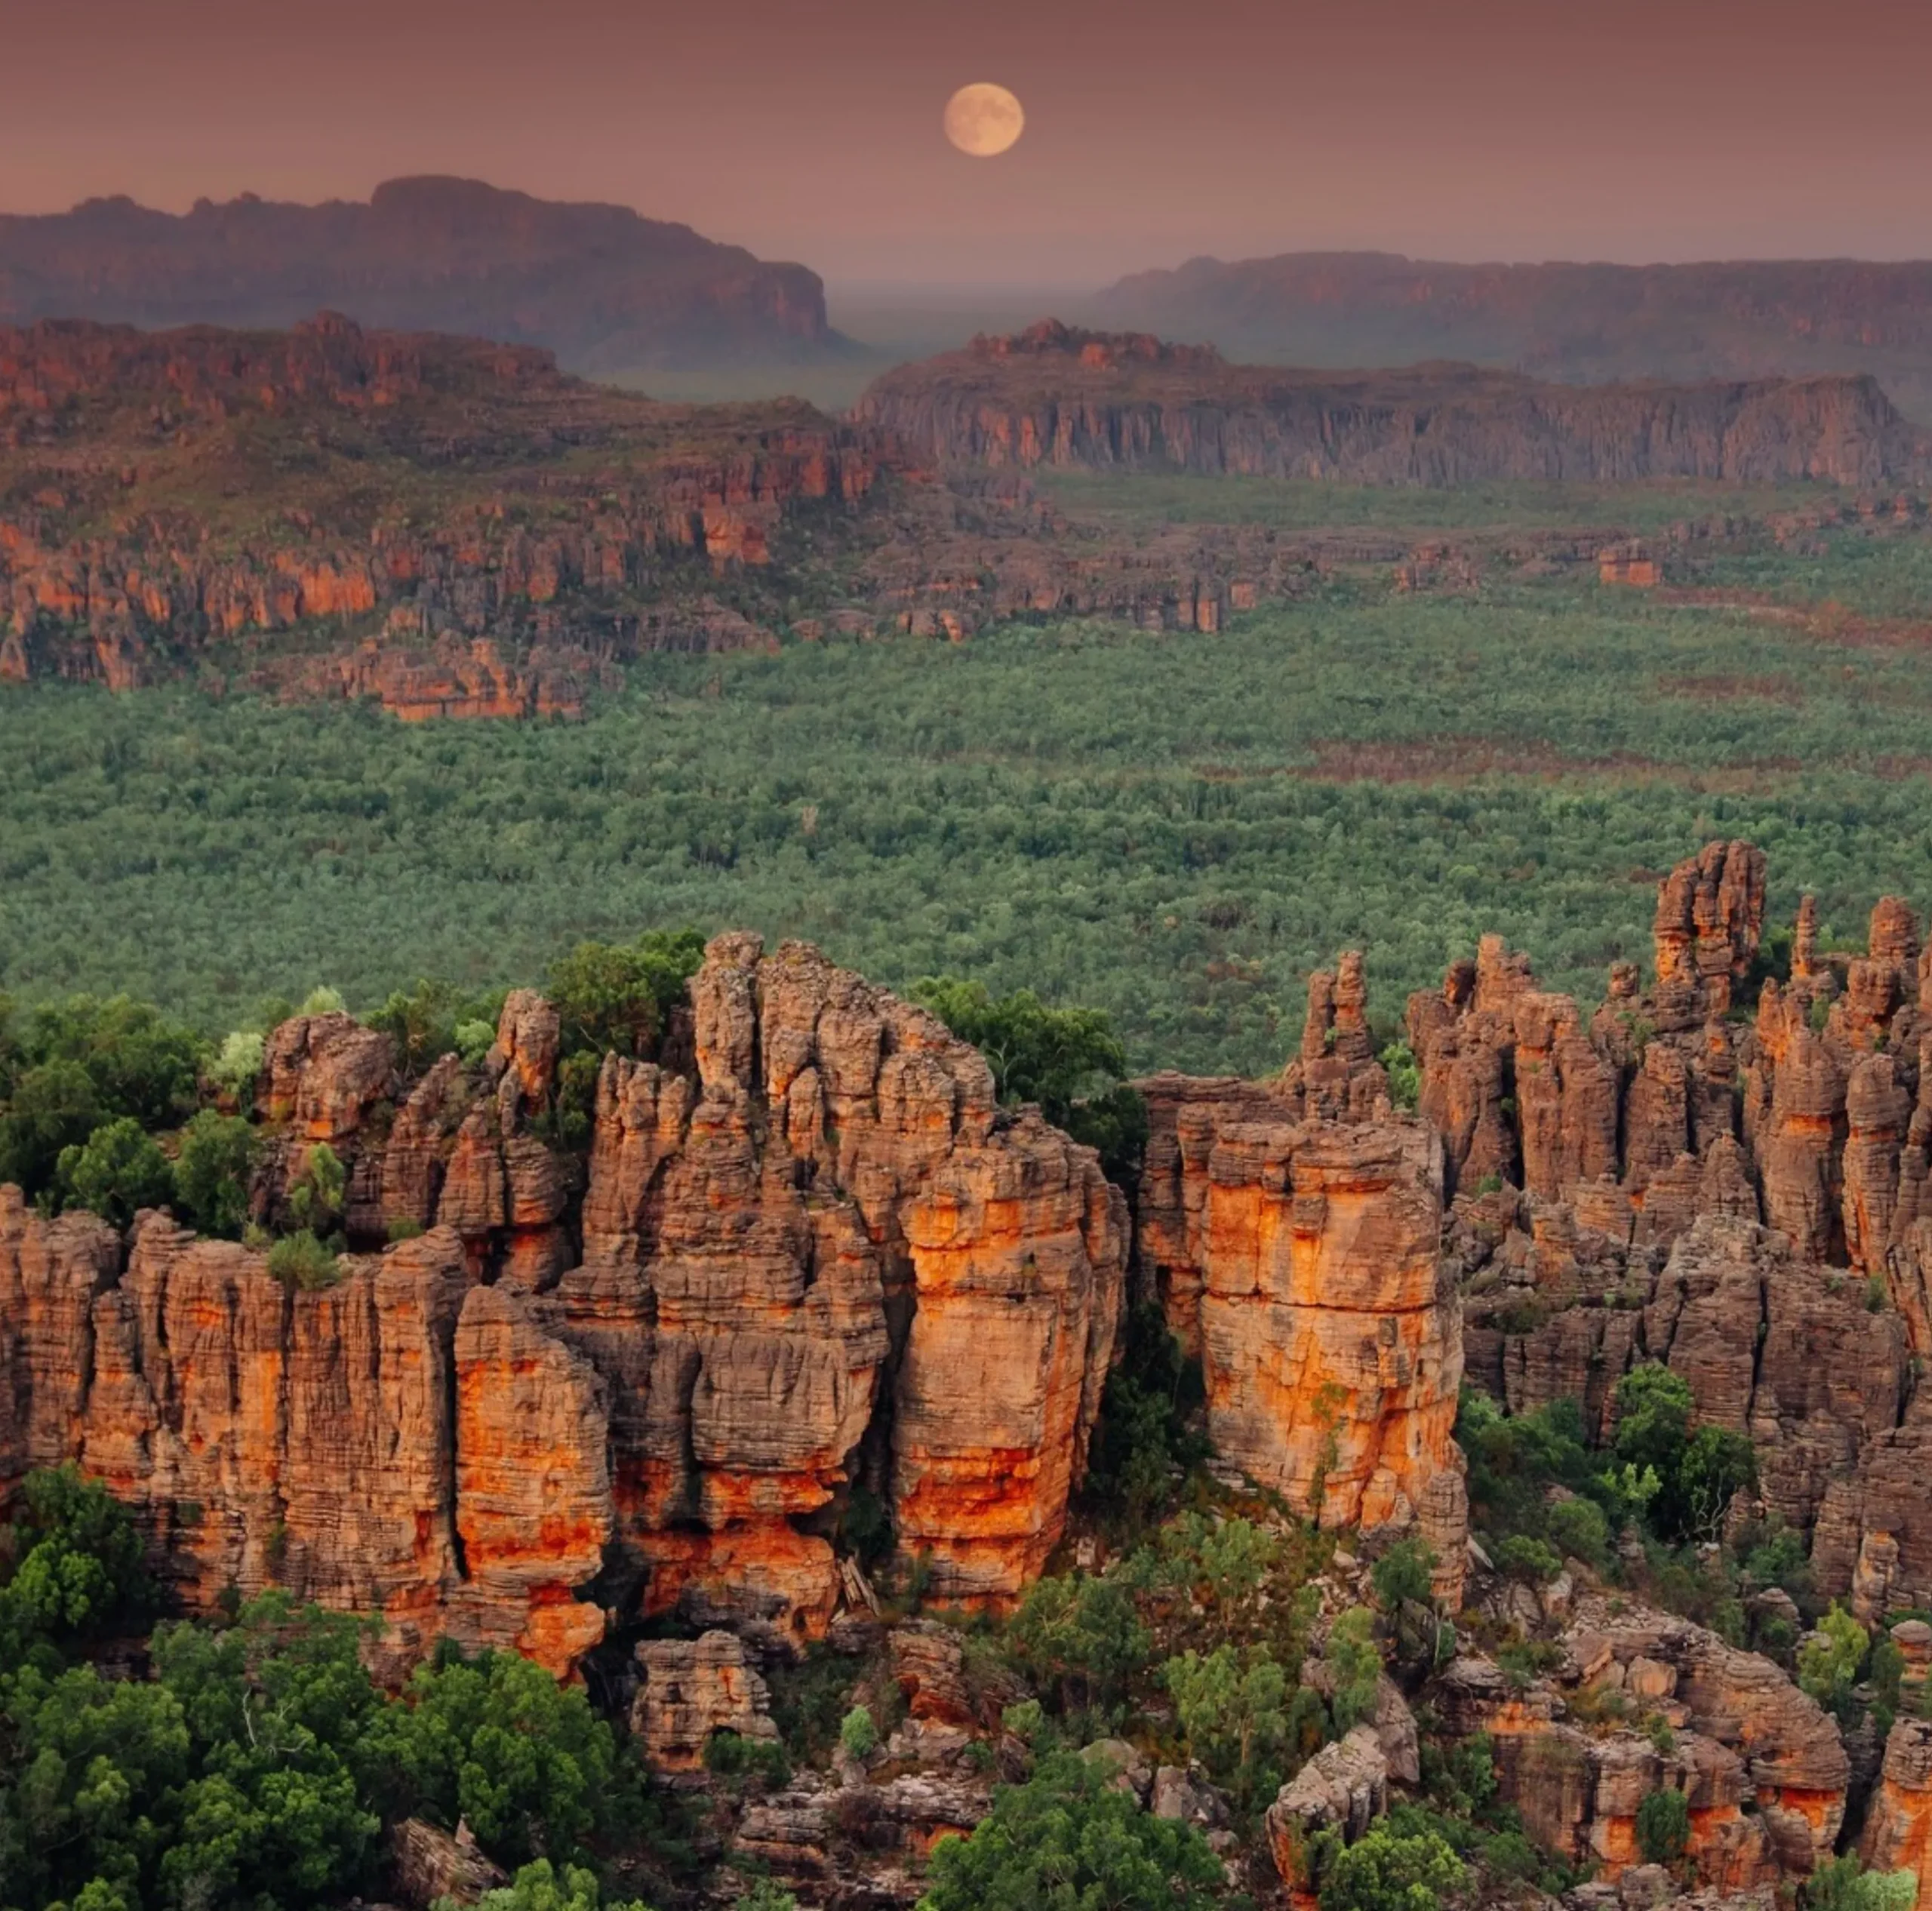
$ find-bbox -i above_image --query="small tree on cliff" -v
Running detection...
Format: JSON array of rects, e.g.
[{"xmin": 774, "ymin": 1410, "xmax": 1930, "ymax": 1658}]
[
  {"xmin": 1634, "ymin": 1787, "xmax": 1690, "ymax": 1866},
  {"xmin": 548, "ymin": 930, "xmax": 706, "ymax": 1060},
  {"xmin": 909, "ymin": 977, "xmax": 1148, "ymax": 1179}
]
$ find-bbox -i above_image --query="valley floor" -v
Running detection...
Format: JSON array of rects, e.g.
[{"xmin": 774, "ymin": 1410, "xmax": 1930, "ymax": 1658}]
[{"xmin": 6, "ymin": 505, "xmax": 1932, "ymax": 1070}]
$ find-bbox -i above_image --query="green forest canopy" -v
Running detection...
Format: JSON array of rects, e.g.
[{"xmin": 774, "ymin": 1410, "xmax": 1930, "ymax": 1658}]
[{"xmin": 5, "ymin": 554, "xmax": 1932, "ymax": 1077}]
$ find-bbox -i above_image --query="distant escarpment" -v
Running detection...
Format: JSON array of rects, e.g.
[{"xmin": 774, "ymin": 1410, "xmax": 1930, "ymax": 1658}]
[
  {"xmin": 1088, "ymin": 251, "xmax": 1932, "ymax": 423},
  {"xmin": 0, "ymin": 177, "xmax": 837, "ymax": 372},
  {"xmin": 856, "ymin": 320, "xmax": 1922, "ymax": 487},
  {"xmin": 0, "ymin": 313, "xmax": 878, "ymax": 712}
]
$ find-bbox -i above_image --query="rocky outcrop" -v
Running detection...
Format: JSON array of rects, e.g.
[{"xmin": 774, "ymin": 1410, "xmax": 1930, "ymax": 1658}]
[
  {"xmin": 389, "ymin": 1817, "xmax": 506, "ymax": 1909},
  {"xmin": 1137, "ymin": 1017, "xmax": 1469, "ymax": 1604},
  {"xmin": 566, "ymin": 933, "xmax": 1127, "ymax": 1630},
  {"xmin": 0, "ymin": 177, "xmax": 836, "ymax": 372},
  {"xmin": 1438, "ymin": 1596, "xmax": 1846, "ymax": 1890},
  {"xmin": 1860, "ymin": 1713, "xmax": 1932, "ymax": 1901},
  {"xmin": 630, "ymin": 1631, "xmax": 779, "ymax": 1771},
  {"xmin": 1429, "ymin": 841, "xmax": 1932, "ymax": 1619},
  {"xmin": 1266, "ymin": 1725, "xmax": 1390, "ymax": 1907},
  {"xmin": 0, "ymin": 934, "xmax": 1128, "ymax": 1671},
  {"xmin": 0, "ymin": 313, "xmax": 875, "ymax": 703},
  {"xmin": 856, "ymin": 321, "xmax": 1921, "ymax": 488}
]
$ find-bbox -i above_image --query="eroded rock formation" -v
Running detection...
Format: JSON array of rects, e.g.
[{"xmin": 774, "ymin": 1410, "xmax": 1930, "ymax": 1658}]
[
  {"xmin": 1435, "ymin": 1595, "xmax": 1847, "ymax": 1888},
  {"xmin": 1137, "ymin": 1008, "xmax": 1470, "ymax": 1603},
  {"xmin": 0, "ymin": 934, "xmax": 1130, "ymax": 1671}
]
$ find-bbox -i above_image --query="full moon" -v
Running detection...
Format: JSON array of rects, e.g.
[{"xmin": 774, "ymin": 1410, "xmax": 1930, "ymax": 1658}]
[{"xmin": 943, "ymin": 83, "xmax": 1025, "ymax": 158}]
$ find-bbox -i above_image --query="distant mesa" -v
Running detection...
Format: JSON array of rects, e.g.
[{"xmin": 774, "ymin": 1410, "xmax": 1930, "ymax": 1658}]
[
  {"xmin": 854, "ymin": 317, "xmax": 1927, "ymax": 488},
  {"xmin": 1084, "ymin": 251, "xmax": 1932, "ymax": 426},
  {"xmin": 0, "ymin": 176, "xmax": 847, "ymax": 374}
]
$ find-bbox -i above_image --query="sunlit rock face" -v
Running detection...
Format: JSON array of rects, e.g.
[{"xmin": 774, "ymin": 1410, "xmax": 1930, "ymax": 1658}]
[
  {"xmin": 0, "ymin": 936, "xmax": 1128, "ymax": 1673},
  {"xmin": 1137, "ymin": 1015, "xmax": 1470, "ymax": 1608}
]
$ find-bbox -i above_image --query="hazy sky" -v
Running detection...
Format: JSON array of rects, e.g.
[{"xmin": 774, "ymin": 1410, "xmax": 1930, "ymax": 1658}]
[{"xmin": 5, "ymin": 0, "xmax": 1931, "ymax": 288}]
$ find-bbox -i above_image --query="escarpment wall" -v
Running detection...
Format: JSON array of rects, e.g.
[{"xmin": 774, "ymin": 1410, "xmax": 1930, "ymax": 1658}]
[
  {"xmin": 0, "ymin": 315, "xmax": 876, "ymax": 703},
  {"xmin": 856, "ymin": 320, "xmax": 1921, "ymax": 487},
  {"xmin": 0, "ymin": 935, "xmax": 1127, "ymax": 1673}
]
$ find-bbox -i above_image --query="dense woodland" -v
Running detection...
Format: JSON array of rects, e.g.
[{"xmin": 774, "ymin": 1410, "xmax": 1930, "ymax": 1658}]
[{"xmin": 6, "ymin": 537, "xmax": 1932, "ymax": 1075}]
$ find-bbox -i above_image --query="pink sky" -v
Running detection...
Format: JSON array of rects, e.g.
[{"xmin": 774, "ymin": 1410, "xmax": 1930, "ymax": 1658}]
[{"xmin": 5, "ymin": 0, "xmax": 1930, "ymax": 286}]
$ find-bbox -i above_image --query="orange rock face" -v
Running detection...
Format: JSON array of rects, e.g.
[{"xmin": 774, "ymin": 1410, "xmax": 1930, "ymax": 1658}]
[
  {"xmin": 1137, "ymin": 1030, "xmax": 1468, "ymax": 1605},
  {"xmin": 1, "ymin": 937, "xmax": 1128, "ymax": 1674},
  {"xmin": 1861, "ymin": 1716, "xmax": 1932, "ymax": 1900},
  {"xmin": 559, "ymin": 934, "xmax": 1127, "ymax": 1629}
]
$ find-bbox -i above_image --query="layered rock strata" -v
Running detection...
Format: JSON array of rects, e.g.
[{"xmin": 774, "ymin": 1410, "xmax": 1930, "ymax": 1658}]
[
  {"xmin": 1137, "ymin": 1036, "xmax": 1469, "ymax": 1603},
  {"xmin": 856, "ymin": 321, "xmax": 1921, "ymax": 488},
  {"xmin": 1434, "ymin": 1596, "xmax": 1847, "ymax": 1888},
  {"xmin": 0, "ymin": 313, "xmax": 875, "ymax": 700},
  {"xmin": 0, "ymin": 935, "xmax": 1128, "ymax": 1669}
]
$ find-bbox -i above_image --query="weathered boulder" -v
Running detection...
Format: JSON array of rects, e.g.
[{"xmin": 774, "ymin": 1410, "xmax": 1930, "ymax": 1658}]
[
  {"xmin": 389, "ymin": 1817, "xmax": 506, "ymax": 1908},
  {"xmin": 1266, "ymin": 1725, "xmax": 1389, "ymax": 1905},
  {"xmin": 630, "ymin": 1630, "xmax": 778, "ymax": 1771}
]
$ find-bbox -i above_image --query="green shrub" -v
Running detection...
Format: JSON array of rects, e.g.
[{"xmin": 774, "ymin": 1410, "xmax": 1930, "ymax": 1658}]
[
  {"xmin": 1006, "ymin": 1571, "xmax": 1151, "ymax": 1720},
  {"xmin": 1370, "ymin": 1538, "xmax": 1436, "ymax": 1612},
  {"xmin": 1326, "ymin": 1606, "xmax": 1383, "ymax": 1731},
  {"xmin": 911, "ymin": 976, "xmax": 1145, "ymax": 1178},
  {"xmin": 1635, "ymin": 1786, "xmax": 1690, "ymax": 1865},
  {"xmin": 26, "ymin": 994, "xmax": 205, "ymax": 1129},
  {"xmin": 286, "ymin": 1141, "xmax": 347, "ymax": 1235},
  {"xmin": 1379, "ymin": 1041, "xmax": 1420, "ymax": 1111},
  {"xmin": 701, "ymin": 1729, "xmax": 790, "ymax": 1789},
  {"xmin": 1798, "ymin": 1605, "xmax": 1870, "ymax": 1716},
  {"xmin": 0, "ymin": 1059, "xmax": 103, "ymax": 1196},
  {"xmin": 389, "ymin": 1646, "xmax": 626, "ymax": 1863},
  {"xmin": 549, "ymin": 930, "xmax": 705, "ymax": 1060},
  {"xmin": 54, "ymin": 1116, "xmax": 174, "ymax": 1226},
  {"xmin": 206, "ymin": 1029, "xmax": 266, "ymax": 1101},
  {"xmin": 1546, "ymin": 1494, "xmax": 1611, "ymax": 1568},
  {"xmin": 1314, "ymin": 1821, "xmax": 1467, "ymax": 1911},
  {"xmin": 368, "ymin": 978, "xmax": 505, "ymax": 1076},
  {"xmin": 1805, "ymin": 1856, "xmax": 1920, "ymax": 1911},
  {"xmin": 1495, "ymin": 1534, "xmax": 1564, "ymax": 1585},
  {"xmin": 0, "ymin": 1464, "xmax": 152, "ymax": 1656},
  {"xmin": 839, "ymin": 1705, "xmax": 879, "ymax": 1760},
  {"xmin": 268, "ymin": 1230, "xmax": 343, "ymax": 1291},
  {"xmin": 916, "ymin": 1750, "xmax": 1223, "ymax": 1911}
]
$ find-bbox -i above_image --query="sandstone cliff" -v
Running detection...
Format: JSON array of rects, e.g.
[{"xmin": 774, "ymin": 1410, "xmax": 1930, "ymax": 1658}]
[
  {"xmin": 0, "ymin": 314, "xmax": 875, "ymax": 704},
  {"xmin": 1366, "ymin": 838, "xmax": 1932, "ymax": 1622},
  {"xmin": 0, "ymin": 934, "xmax": 1128, "ymax": 1671},
  {"xmin": 855, "ymin": 320, "xmax": 1921, "ymax": 487},
  {"xmin": 1137, "ymin": 1018, "xmax": 1470, "ymax": 1603},
  {"xmin": 0, "ymin": 177, "xmax": 837, "ymax": 373}
]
